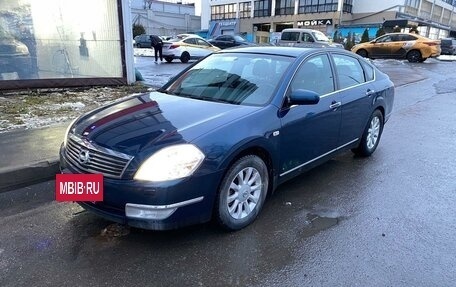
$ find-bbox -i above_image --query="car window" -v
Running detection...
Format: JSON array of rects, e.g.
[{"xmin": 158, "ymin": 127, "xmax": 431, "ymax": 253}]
[
  {"xmin": 291, "ymin": 54, "xmax": 334, "ymax": 95},
  {"xmin": 376, "ymin": 35, "xmax": 392, "ymax": 43},
  {"xmin": 281, "ymin": 32, "xmax": 299, "ymax": 41},
  {"xmin": 359, "ymin": 59, "xmax": 375, "ymax": 82},
  {"xmin": 218, "ymin": 35, "xmax": 229, "ymax": 41},
  {"xmin": 165, "ymin": 53, "xmax": 293, "ymax": 106},
  {"xmin": 332, "ymin": 54, "xmax": 366, "ymax": 89},
  {"xmin": 184, "ymin": 38, "xmax": 197, "ymax": 45},
  {"xmin": 196, "ymin": 39, "xmax": 211, "ymax": 47},
  {"xmin": 301, "ymin": 33, "xmax": 314, "ymax": 43},
  {"xmin": 400, "ymin": 34, "xmax": 417, "ymax": 41}
]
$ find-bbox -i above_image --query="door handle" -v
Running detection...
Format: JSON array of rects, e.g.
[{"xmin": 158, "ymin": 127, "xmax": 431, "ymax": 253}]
[
  {"xmin": 329, "ymin": 101, "xmax": 341, "ymax": 109},
  {"xmin": 366, "ymin": 89, "xmax": 375, "ymax": 96}
]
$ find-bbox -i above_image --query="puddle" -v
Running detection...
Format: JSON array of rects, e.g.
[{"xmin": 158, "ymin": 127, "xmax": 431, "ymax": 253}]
[
  {"xmin": 299, "ymin": 211, "xmax": 341, "ymax": 238},
  {"xmin": 307, "ymin": 213, "xmax": 339, "ymax": 230},
  {"xmin": 100, "ymin": 223, "xmax": 130, "ymax": 239}
]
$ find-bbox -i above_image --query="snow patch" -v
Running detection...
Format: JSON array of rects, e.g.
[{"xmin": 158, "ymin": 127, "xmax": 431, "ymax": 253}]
[
  {"xmin": 134, "ymin": 48, "xmax": 154, "ymax": 57},
  {"xmin": 50, "ymin": 102, "xmax": 86, "ymax": 110},
  {"xmin": 437, "ymin": 55, "xmax": 456, "ymax": 61}
]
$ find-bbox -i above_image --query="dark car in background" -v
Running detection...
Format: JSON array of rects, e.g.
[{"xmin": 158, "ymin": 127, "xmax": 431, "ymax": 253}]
[
  {"xmin": 0, "ymin": 26, "xmax": 32, "ymax": 80},
  {"xmin": 60, "ymin": 47, "xmax": 394, "ymax": 231},
  {"xmin": 208, "ymin": 34, "xmax": 252, "ymax": 49},
  {"xmin": 440, "ymin": 38, "xmax": 456, "ymax": 55},
  {"xmin": 133, "ymin": 34, "xmax": 152, "ymax": 48}
]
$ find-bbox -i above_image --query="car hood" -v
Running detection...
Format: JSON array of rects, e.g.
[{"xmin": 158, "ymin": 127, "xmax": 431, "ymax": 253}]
[{"xmin": 71, "ymin": 92, "xmax": 259, "ymax": 155}]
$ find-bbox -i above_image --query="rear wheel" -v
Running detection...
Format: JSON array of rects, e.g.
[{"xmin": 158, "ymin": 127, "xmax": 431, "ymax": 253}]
[
  {"xmin": 352, "ymin": 109, "xmax": 384, "ymax": 157},
  {"xmin": 407, "ymin": 50, "xmax": 422, "ymax": 62},
  {"xmin": 356, "ymin": 49, "xmax": 368, "ymax": 58},
  {"xmin": 215, "ymin": 155, "xmax": 269, "ymax": 231},
  {"xmin": 165, "ymin": 57, "xmax": 173, "ymax": 63},
  {"xmin": 180, "ymin": 52, "xmax": 190, "ymax": 63}
]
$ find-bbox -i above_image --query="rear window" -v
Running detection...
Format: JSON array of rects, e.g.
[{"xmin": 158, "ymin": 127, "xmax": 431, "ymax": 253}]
[{"xmin": 281, "ymin": 32, "xmax": 300, "ymax": 41}]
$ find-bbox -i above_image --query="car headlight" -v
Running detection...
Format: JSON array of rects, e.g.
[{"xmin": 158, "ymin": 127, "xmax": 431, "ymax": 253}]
[
  {"xmin": 15, "ymin": 44, "xmax": 29, "ymax": 55},
  {"xmin": 134, "ymin": 144, "xmax": 205, "ymax": 182}
]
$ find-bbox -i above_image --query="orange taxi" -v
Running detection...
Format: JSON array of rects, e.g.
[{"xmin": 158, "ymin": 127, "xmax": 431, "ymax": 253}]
[{"xmin": 351, "ymin": 32, "xmax": 440, "ymax": 62}]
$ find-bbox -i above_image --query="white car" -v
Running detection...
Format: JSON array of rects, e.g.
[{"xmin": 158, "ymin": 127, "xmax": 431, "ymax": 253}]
[{"xmin": 162, "ymin": 36, "xmax": 220, "ymax": 63}]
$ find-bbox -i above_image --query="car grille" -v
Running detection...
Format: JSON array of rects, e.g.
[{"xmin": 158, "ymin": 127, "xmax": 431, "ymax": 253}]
[{"xmin": 65, "ymin": 134, "xmax": 133, "ymax": 179}]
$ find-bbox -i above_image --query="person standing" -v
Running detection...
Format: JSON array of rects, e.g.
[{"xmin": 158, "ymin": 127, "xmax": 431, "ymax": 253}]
[{"xmin": 150, "ymin": 35, "xmax": 163, "ymax": 63}]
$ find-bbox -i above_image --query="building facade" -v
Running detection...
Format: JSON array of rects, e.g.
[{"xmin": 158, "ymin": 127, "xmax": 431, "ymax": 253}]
[
  {"xmin": 131, "ymin": 0, "xmax": 201, "ymax": 37},
  {"xmin": 202, "ymin": 0, "xmax": 456, "ymax": 42}
]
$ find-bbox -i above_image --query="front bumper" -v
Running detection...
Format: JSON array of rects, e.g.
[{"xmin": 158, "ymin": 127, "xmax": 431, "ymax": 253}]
[{"xmin": 60, "ymin": 145, "xmax": 224, "ymax": 230}]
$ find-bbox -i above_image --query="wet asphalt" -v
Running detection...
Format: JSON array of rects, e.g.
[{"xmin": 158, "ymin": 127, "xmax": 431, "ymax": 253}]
[{"xmin": 1, "ymin": 58, "xmax": 456, "ymax": 286}]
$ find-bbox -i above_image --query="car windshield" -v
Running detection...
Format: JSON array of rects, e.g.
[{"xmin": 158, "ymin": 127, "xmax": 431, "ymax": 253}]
[
  {"xmin": 234, "ymin": 35, "xmax": 247, "ymax": 42},
  {"xmin": 312, "ymin": 31, "xmax": 329, "ymax": 42},
  {"xmin": 164, "ymin": 53, "xmax": 293, "ymax": 106}
]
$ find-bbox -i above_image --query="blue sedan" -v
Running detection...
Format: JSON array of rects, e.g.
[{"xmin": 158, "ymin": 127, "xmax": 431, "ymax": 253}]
[{"xmin": 60, "ymin": 46, "xmax": 394, "ymax": 231}]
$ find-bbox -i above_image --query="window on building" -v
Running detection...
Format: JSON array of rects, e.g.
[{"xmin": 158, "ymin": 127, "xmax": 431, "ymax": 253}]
[
  {"xmin": 211, "ymin": 4, "xmax": 236, "ymax": 20},
  {"xmin": 343, "ymin": 0, "xmax": 353, "ymax": 13},
  {"xmin": 298, "ymin": 0, "xmax": 338, "ymax": 14},
  {"xmin": 275, "ymin": 0, "xmax": 295, "ymax": 16},
  {"xmin": 239, "ymin": 2, "xmax": 251, "ymax": 18},
  {"xmin": 405, "ymin": 0, "xmax": 419, "ymax": 9},
  {"xmin": 254, "ymin": 0, "xmax": 271, "ymax": 17}
]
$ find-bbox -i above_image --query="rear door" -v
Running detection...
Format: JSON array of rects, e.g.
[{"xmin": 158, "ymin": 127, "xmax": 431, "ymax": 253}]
[
  {"xmin": 330, "ymin": 53, "xmax": 375, "ymax": 145},
  {"xmin": 389, "ymin": 34, "xmax": 416, "ymax": 58}
]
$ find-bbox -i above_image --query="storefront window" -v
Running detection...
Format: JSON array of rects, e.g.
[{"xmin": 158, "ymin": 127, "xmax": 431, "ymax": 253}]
[{"xmin": 0, "ymin": 0, "xmax": 122, "ymax": 82}]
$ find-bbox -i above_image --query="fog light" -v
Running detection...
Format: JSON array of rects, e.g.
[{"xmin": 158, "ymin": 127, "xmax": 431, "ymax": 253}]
[{"xmin": 125, "ymin": 203, "xmax": 177, "ymax": 220}]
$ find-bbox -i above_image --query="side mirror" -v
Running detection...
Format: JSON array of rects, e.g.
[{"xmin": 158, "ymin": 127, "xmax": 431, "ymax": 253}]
[{"xmin": 288, "ymin": 89, "xmax": 320, "ymax": 106}]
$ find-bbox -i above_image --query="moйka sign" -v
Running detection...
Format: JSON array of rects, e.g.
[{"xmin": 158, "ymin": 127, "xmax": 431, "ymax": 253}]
[{"xmin": 297, "ymin": 19, "xmax": 333, "ymax": 27}]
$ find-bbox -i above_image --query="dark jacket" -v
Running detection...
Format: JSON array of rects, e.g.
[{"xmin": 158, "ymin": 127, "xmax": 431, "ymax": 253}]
[{"xmin": 150, "ymin": 35, "xmax": 163, "ymax": 47}]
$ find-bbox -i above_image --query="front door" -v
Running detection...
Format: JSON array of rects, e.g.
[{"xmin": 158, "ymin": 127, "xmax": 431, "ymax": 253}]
[{"xmin": 279, "ymin": 53, "xmax": 341, "ymax": 178}]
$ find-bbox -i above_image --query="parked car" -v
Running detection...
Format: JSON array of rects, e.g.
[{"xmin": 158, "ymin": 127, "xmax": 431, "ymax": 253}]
[
  {"xmin": 0, "ymin": 26, "xmax": 32, "ymax": 79},
  {"xmin": 279, "ymin": 28, "xmax": 344, "ymax": 48},
  {"xmin": 208, "ymin": 34, "xmax": 252, "ymax": 49},
  {"xmin": 162, "ymin": 36, "xmax": 220, "ymax": 63},
  {"xmin": 60, "ymin": 46, "xmax": 394, "ymax": 231},
  {"xmin": 133, "ymin": 34, "xmax": 152, "ymax": 48},
  {"xmin": 351, "ymin": 32, "xmax": 441, "ymax": 62},
  {"xmin": 440, "ymin": 38, "xmax": 456, "ymax": 55}
]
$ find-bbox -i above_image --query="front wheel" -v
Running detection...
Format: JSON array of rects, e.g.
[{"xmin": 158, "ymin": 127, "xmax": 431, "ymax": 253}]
[
  {"xmin": 352, "ymin": 110, "xmax": 384, "ymax": 157},
  {"xmin": 165, "ymin": 57, "xmax": 173, "ymax": 63},
  {"xmin": 215, "ymin": 155, "xmax": 269, "ymax": 231}
]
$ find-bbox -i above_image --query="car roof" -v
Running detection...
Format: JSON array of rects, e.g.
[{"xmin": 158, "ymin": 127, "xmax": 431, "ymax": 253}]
[
  {"xmin": 281, "ymin": 28, "xmax": 319, "ymax": 33},
  {"xmin": 218, "ymin": 46, "xmax": 343, "ymax": 58}
]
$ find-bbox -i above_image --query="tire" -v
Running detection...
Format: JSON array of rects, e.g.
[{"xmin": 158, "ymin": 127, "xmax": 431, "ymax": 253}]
[
  {"xmin": 215, "ymin": 155, "xmax": 269, "ymax": 231},
  {"xmin": 165, "ymin": 57, "xmax": 173, "ymax": 63},
  {"xmin": 356, "ymin": 49, "xmax": 368, "ymax": 58},
  {"xmin": 180, "ymin": 52, "xmax": 190, "ymax": 63},
  {"xmin": 407, "ymin": 50, "xmax": 422, "ymax": 62},
  {"xmin": 352, "ymin": 109, "xmax": 384, "ymax": 157}
]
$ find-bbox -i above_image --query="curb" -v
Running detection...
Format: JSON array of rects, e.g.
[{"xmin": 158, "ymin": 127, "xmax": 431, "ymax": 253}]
[{"xmin": 0, "ymin": 159, "xmax": 60, "ymax": 193}]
